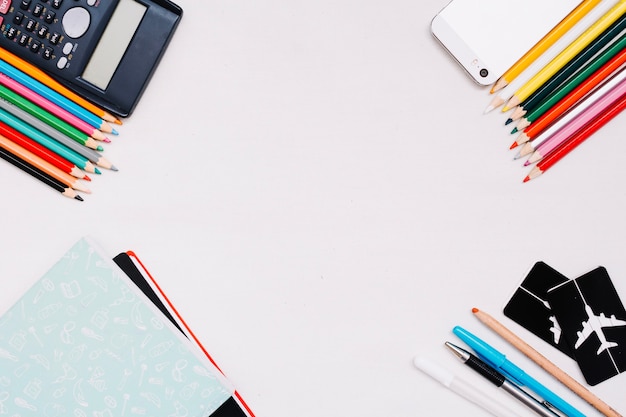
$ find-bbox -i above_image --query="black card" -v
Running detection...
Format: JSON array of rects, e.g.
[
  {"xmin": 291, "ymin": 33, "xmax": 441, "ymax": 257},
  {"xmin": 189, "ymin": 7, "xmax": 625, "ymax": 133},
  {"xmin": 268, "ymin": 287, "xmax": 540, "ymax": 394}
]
[
  {"xmin": 504, "ymin": 261, "xmax": 574, "ymax": 358},
  {"xmin": 547, "ymin": 267, "xmax": 626, "ymax": 385}
]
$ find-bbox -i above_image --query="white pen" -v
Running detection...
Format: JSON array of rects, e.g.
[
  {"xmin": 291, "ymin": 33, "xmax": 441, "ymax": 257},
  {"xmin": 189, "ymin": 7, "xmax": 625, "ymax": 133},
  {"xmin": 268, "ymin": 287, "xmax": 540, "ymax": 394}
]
[{"xmin": 413, "ymin": 356, "xmax": 523, "ymax": 417}]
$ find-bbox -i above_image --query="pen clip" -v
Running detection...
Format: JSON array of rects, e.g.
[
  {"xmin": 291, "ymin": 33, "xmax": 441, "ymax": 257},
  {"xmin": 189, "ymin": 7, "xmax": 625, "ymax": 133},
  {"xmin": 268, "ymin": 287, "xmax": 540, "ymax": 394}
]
[
  {"xmin": 541, "ymin": 400, "xmax": 567, "ymax": 417},
  {"xmin": 473, "ymin": 350, "xmax": 526, "ymax": 387}
]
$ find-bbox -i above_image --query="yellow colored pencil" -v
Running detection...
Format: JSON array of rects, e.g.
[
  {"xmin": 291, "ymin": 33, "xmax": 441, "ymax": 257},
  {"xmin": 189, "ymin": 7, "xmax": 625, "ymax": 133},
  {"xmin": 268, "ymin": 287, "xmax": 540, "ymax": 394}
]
[
  {"xmin": 503, "ymin": 0, "xmax": 626, "ymax": 110},
  {"xmin": 491, "ymin": 0, "xmax": 604, "ymax": 93},
  {"xmin": 0, "ymin": 48, "xmax": 121, "ymax": 124}
]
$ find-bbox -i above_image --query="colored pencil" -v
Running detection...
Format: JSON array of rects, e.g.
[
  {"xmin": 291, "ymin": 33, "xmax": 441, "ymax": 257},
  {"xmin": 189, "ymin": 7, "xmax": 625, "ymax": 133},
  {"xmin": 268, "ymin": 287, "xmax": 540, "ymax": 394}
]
[
  {"xmin": 0, "ymin": 84, "xmax": 102, "ymax": 149},
  {"xmin": 472, "ymin": 308, "xmax": 622, "ymax": 417},
  {"xmin": 513, "ymin": 35, "xmax": 626, "ymax": 134},
  {"xmin": 0, "ymin": 133, "xmax": 90, "ymax": 193},
  {"xmin": 515, "ymin": 66, "xmax": 626, "ymax": 158},
  {"xmin": 0, "ymin": 59, "xmax": 116, "ymax": 134},
  {"xmin": 0, "ymin": 72, "xmax": 111, "ymax": 141},
  {"xmin": 524, "ymin": 91, "xmax": 626, "ymax": 181},
  {"xmin": 0, "ymin": 146, "xmax": 82, "ymax": 200},
  {"xmin": 491, "ymin": 0, "xmax": 604, "ymax": 93},
  {"xmin": 526, "ymin": 70, "xmax": 626, "ymax": 164},
  {"xmin": 0, "ymin": 48, "xmax": 120, "ymax": 124},
  {"xmin": 0, "ymin": 120, "xmax": 88, "ymax": 180},
  {"xmin": 505, "ymin": 15, "xmax": 626, "ymax": 123},
  {"xmin": 0, "ymin": 96, "xmax": 115, "ymax": 170},
  {"xmin": 484, "ymin": 0, "xmax": 617, "ymax": 113},
  {"xmin": 504, "ymin": 0, "xmax": 626, "ymax": 110},
  {"xmin": 0, "ymin": 108, "xmax": 99, "ymax": 174}
]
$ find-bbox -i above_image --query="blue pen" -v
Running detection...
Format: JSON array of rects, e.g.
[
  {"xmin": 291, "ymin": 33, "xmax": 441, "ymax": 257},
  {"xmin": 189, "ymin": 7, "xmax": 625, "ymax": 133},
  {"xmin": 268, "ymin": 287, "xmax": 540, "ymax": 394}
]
[{"xmin": 453, "ymin": 326, "xmax": 585, "ymax": 417}]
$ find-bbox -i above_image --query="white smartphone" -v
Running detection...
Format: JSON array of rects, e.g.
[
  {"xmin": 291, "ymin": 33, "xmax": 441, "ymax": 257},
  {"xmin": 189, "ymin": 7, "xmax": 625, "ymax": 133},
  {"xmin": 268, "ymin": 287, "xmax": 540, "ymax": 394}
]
[{"xmin": 431, "ymin": 0, "xmax": 581, "ymax": 85}]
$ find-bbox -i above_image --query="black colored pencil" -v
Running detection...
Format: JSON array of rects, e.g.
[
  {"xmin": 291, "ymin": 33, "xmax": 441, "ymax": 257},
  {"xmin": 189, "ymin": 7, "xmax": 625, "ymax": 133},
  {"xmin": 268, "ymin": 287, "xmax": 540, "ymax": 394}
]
[{"xmin": 0, "ymin": 147, "xmax": 83, "ymax": 200}]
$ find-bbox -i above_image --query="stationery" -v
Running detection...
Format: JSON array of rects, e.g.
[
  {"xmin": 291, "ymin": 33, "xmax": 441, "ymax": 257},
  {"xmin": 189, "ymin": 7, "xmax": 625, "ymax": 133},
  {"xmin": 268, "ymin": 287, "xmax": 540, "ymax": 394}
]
[
  {"xmin": 452, "ymin": 326, "xmax": 584, "ymax": 417},
  {"xmin": 445, "ymin": 342, "xmax": 557, "ymax": 417},
  {"xmin": 413, "ymin": 356, "xmax": 521, "ymax": 417},
  {"xmin": 475, "ymin": 307, "xmax": 622, "ymax": 417},
  {"xmin": 0, "ymin": 237, "xmax": 250, "ymax": 416}
]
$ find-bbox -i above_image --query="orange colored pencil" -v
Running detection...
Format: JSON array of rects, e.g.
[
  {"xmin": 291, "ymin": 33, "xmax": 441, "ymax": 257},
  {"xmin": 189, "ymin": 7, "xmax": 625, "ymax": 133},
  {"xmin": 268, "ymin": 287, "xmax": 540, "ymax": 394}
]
[
  {"xmin": 511, "ymin": 54, "xmax": 626, "ymax": 149},
  {"xmin": 0, "ymin": 133, "xmax": 91, "ymax": 193},
  {"xmin": 0, "ymin": 121, "xmax": 88, "ymax": 180},
  {"xmin": 0, "ymin": 48, "xmax": 121, "ymax": 124}
]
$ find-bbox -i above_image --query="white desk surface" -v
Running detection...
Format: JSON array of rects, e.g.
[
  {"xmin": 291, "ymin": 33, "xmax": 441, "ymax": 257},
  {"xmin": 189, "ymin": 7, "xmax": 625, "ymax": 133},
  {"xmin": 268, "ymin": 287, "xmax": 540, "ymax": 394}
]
[{"xmin": 1, "ymin": 1, "xmax": 626, "ymax": 416}]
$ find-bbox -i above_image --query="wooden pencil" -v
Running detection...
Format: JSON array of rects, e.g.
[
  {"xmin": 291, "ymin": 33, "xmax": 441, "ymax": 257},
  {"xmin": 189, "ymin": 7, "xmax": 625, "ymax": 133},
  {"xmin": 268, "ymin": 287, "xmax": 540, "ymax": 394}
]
[
  {"xmin": 504, "ymin": 15, "xmax": 626, "ymax": 121},
  {"xmin": 504, "ymin": 0, "xmax": 626, "ymax": 110},
  {"xmin": 0, "ymin": 48, "xmax": 121, "ymax": 124},
  {"xmin": 0, "ymin": 120, "xmax": 88, "ymax": 180},
  {"xmin": 491, "ymin": 0, "xmax": 604, "ymax": 93},
  {"xmin": 0, "ymin": 59, "xmax": 116, "ymax": 133},
  {"xmin": 0, "ymin": 134, "xmax": 91, "ymax": 193},
  {"xmin": 0, "ymin": 146, "xmax": 82, "ymax": 200},
  {"xmin": 525, "ymin": 92, "xmax": 626, "ymax": 181},
  {"xmin": 513, "ymin": 36, "xmax": 626, "ymax": 133},
  {"xmin": 0, "ymin": 96, "xmax": 115, "ymax": 171},
  {"xmin": 472, "ymin": 308, "xmax": 622, "ymax": 417}
]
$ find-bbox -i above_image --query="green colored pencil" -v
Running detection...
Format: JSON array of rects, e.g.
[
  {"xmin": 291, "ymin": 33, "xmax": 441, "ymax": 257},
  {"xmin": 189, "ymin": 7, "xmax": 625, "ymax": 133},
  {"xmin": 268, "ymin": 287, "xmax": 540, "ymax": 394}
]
[
  {"xmin": 0, "ymin": 84, "xmax": 99, "ymax": 149},
  {"xmin": 513, "ymin": 33, "xmax": 626, "ymax": 133}
]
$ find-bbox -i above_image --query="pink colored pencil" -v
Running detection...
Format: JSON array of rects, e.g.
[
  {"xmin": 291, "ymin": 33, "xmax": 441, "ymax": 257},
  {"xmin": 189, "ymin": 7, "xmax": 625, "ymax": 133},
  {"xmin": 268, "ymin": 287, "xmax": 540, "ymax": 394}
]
[
  {"xmin": 0, "ymin": 73, "xmax": 108, "ymax": 141},
  {"xmin": 526, "ymin": 69, "xmax": 626, "ymax": 165}
]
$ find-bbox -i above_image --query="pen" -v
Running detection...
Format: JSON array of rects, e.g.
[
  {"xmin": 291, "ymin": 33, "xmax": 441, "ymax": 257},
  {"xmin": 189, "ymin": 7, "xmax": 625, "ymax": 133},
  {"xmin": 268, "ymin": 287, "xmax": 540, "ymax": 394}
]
[
  {"xmin": 453, "ymin": 326, "xmax": 584, "ymax": 417},
  {"xmin": 413, "ymin": 356, "xmax": 523, "ymax": 417},
  {"xmin": 445, "ymin": 342, "xmax": 559, "ymax": 417}
]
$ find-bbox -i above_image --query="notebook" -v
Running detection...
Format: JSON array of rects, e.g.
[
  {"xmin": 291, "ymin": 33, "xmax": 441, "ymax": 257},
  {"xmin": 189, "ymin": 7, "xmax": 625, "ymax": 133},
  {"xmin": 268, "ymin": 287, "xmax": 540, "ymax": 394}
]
[{"xmin": 0, "ymin": 237, "xmax": 250, "ymax": 417}]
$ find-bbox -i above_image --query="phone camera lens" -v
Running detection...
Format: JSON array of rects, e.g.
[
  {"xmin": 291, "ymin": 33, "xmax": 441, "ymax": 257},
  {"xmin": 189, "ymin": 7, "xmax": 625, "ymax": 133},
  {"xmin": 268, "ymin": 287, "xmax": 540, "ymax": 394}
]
[{"xmin": 479, "ymin": 68, "xmax": 489, "ymax": 78}]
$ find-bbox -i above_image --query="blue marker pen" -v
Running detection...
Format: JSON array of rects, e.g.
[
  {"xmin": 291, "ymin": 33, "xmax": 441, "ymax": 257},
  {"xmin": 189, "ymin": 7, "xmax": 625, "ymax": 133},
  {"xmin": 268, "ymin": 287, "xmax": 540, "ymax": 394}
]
[{"xmin": 453, "ymin": 326, "xmax": 585, "ymax": 417}]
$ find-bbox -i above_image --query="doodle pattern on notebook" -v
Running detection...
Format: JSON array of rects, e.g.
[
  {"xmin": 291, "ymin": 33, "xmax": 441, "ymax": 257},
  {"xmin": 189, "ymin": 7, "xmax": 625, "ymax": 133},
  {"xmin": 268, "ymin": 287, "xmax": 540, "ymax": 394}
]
[{"xmin": 0, "ymin": 238, "xmax": 232, "ymax": 417}]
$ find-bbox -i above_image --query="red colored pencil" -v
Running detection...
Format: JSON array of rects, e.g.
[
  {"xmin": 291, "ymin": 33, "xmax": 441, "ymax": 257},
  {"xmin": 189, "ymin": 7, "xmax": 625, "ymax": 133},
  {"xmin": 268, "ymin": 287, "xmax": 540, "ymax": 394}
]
[
  {"xmin": 0, "ymin": 121, "xmax": 89, "ymax": 180},
  {"xmin": 524, "ymin": 92, "xmax": 626, "ymax": 181},
  {"xmin": 511, "ymin": 50, "xmax": 626, "ymax": 149}
]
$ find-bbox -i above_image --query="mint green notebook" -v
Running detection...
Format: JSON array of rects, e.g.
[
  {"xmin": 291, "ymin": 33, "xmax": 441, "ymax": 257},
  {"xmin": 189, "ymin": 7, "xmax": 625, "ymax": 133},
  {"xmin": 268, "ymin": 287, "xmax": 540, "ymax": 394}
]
[{"xmin": 0, "ymin": 237, "xmax": 232, "ymax": 417}]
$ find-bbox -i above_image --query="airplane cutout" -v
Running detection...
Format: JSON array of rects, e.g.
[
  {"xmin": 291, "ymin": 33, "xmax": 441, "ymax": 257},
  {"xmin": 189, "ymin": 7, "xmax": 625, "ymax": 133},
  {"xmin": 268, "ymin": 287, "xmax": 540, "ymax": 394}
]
[
  {"xmin": 549, "ymin": 315, "xmax": 562, "ymax": 344},
  {"xmin": 575, "ymin": 304, "xmax": 626, "ymax": 355}
]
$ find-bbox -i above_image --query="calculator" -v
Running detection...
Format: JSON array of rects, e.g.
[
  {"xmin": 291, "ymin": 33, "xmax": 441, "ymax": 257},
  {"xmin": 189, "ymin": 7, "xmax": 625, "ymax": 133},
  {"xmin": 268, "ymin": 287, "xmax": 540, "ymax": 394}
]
[{"xmin": 0, "ymin": 0, "xmax": 182, "ymax": 117}]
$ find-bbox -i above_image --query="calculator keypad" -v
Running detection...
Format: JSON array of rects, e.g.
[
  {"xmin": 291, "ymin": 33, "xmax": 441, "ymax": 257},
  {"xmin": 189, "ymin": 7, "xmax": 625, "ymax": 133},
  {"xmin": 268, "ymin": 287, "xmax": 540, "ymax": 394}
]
[{"xmin": 0, "ymin": 0, "xmax": 114, "ymax": 75}]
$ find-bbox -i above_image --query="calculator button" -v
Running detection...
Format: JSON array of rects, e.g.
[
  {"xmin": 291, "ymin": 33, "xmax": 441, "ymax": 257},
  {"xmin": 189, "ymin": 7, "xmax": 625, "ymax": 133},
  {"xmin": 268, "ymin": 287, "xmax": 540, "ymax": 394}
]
[
  {"xmin": 56, "ymin": 56, "xmax": 67, "ymax": 69},
  {"xmin": 20, "ymin": 0, "xmax": 30, "ymax": 10},
  {"xmin": 6, "ymin": 26, "xmax": 17, "ymax": 39},
  {"xmin": 44, "ymin": 10, "xmax": 55, "ymax": 23},
  {"xmin": 51, "ymin": 0, "xmax": 62, "ymax": 8},
  {"xmin": 62, "ymin": 6, "xmax": 90, "ymax": 39},
  {"xmin": 30, "ymin": 39, "xmax": 41, "ymax": 52},
  {"xmin": 49, "ymin": 31, "xmax": 60, "ymax": 44},
  {"xmin": 0, "ymin": 0, "xmax": 11, "ymax": 14},
  {"xmin": 33, "ymin": 3, "xmax": 43, "ymax": 16},
  {"xmin": 42, "ymin": 46, "xmax": 53, "ymax": 59},
  {"xmin": 13, "ymin": 12, "xmax": 25, "ymax": 24},
  {"xmin": 62, "ymin": 41, "xmax": 72, "ymax": 54},
  {"xmin": 25, "ymin": 18, "xmax": 36, "ymax": 31},
  {"xmin": 36, "ymin": 24, "xmax": 47, "ymax": 37},
  {"xmin": 18, "ymin": 33, "xmax": 30, "ymax": 45}
]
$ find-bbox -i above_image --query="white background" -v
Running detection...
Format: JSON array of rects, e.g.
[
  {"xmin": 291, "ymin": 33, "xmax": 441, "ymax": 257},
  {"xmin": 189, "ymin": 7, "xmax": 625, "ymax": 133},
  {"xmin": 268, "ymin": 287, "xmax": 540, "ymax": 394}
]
[{"xmin": 1, "ymin": 0, "xmax": 626, "ymax": 416}]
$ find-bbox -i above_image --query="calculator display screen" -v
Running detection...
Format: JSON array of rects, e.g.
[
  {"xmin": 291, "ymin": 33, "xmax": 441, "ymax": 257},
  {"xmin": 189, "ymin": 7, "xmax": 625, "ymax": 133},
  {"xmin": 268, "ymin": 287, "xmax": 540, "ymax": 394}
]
[{"xmin": 81, "ymin": 0, "xmax": 147, "ymax": 90}]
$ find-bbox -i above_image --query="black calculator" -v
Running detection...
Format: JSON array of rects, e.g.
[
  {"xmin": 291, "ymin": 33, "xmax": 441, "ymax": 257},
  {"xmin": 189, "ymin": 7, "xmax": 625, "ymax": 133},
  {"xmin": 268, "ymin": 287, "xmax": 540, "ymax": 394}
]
[{"xmin": 0, "ymin": 0, "xmax": 182, "ymax": 117}]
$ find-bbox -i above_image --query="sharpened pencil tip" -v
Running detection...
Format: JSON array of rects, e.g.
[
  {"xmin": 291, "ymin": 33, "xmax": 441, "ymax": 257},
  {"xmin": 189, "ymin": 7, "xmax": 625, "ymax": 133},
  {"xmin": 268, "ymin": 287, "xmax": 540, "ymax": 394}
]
[
  {"xmin": 110, "ymin": 165, "xmax": 119, "ymax": 172},
  {"xmin": 84, "ymin": 175, "xmax": 91, "ymax": 182},
  {"xmin": 103, "ymin": 137, "xmax": 111, "ymax": 143},
  {"xmin": 523, "ymin": 176, "xmax": 530, "ymax": 183},
  {"xmin": 75, "ymin": 195, "xmax": 84, "ymax": 201},
  {"xmin": 95, "ymin": 168, "xmax": 102, "ymax": 175},
  {"xmin": 505, "ymin": 118, "xmax": 513, "ymax": 125},
  {"xmin": 472, "ymin": 308, "xmax": 479, "ymax": 313},
  {"xmin": 112, "ymin": 129, "xmax": 119, "ymax": 135},
  {"xmin": 484, "ymin": 105, "xmax": 495, "ymax": 114},
  {"xmin": 510, "ymin": 142, "xmax": 518, "ymax": 150},
  {"xmin": 97, "ymin": 146, "xmax": 104, "ymax": 151},
  {"xmin": 510, "ymin": 127, "xmax": 518, "ymax": 134}
]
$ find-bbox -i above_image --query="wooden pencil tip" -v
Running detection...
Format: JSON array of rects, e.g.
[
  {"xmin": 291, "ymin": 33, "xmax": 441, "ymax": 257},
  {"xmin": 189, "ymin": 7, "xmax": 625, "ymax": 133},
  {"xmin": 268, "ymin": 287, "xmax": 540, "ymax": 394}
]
[
  {"xmin": 523, "ymin": 176, "xmax": 531, "ymax": 183},
  {"xmin": 504, "ymin": 118, "xmax": 513, "ymax": 126},
  {"xmin": 510, "ymin": 142, "xmax": 518, "ymax": 150},
  {"xmin": 510, "ymin": 127, "xmax": 518, "ymax": 134},
  {"xmin": 84, "ymin": 175, "xmax": 92, "ymax": 182},
  {"xmin": 75, "ymin": 195, "xmax": 84, "ymax": 201},
  {"xmin": 95, "ymin": 168, "xmax": 102, "ymax": 175},
  {"xmin": 472, "ymin": 308, "xmax": 479, "ymax": 313}
]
